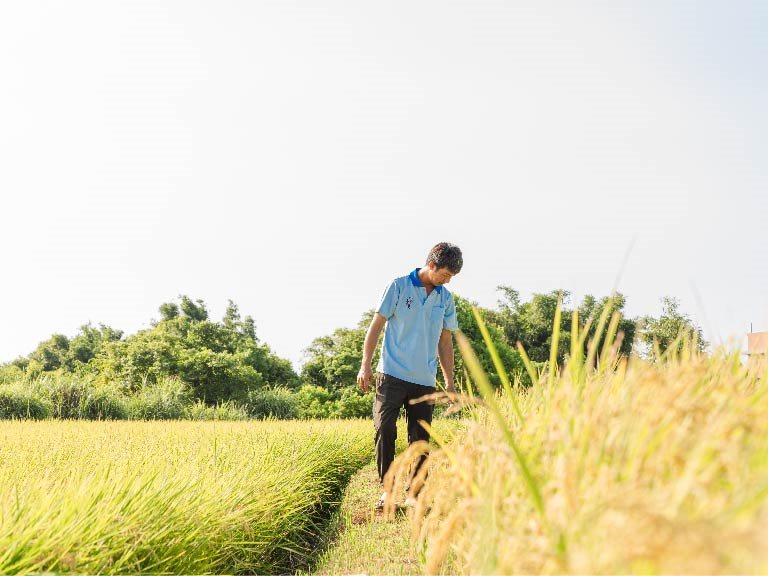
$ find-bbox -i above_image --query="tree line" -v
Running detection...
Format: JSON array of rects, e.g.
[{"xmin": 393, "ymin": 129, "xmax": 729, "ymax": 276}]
[{"xmin": 0, "ymin": 289, "xmax": 704, "ymax": 419}]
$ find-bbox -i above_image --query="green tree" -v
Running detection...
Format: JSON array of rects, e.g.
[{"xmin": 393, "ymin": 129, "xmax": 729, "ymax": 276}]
[
  {"xmin": 240, "ymin": 316, "xmax": 257, "ymax": 341},
  {"xmin": 301, "ymin": 310, "xmax": 378, "ymax": 390},
  {"xmin": 28, "ymin": 334, "xmax": 71, "ymax": 372},
  {"xmin": 490, "ymin": 288, "xmax": 571, "ymax": 365},
  {"xmin": 638, "ymin": 296, "xmax": 706, "ymax": 359},
  {"xmin": 454, "ymin": 295, "xmax": 527, "ymax": 388},
  {"xmin": 91, "ymin": 296, "xmax": 298, "ymax": 403},
  {"xmin": 491, "ymin": 287, "xmax": 637, "ymax": 367},
  {"xmin": 576, "ymin": 293, "xmax": 636, "ymax": 358},
  {"xmin": 68, "ymin": 323, "xmax": 123, "ymax": 366},
  {"xmin": 159, "ymin": 302, "xmax": 179, "ymax": 321},
  {"xmin": 23, "ymin": 323, "xmax": 123, "ymax": 375},
  {"xmin": 180, "ymin": 296, "xmax": 208, "ymax": 322},
  {"xmin": 223, "ymin": 300, "xmax": 240, "ymax": 330}
]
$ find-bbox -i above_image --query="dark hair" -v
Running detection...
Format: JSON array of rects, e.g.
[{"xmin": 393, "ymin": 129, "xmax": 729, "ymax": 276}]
[{"xmin": 426, "ymin": 242, "xmax": 463, "ymax": 274}]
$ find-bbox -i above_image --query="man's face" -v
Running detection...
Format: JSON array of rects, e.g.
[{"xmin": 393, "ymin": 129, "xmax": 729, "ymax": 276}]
[{"xmin": 428, "ymin": 263, "xmax": 456, "ymax": 286}]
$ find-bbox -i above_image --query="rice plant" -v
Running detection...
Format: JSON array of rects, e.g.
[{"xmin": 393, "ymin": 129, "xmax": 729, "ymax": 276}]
[
  {"xmin": 0, "ymin": 419, "xmax": 373, "ymax": 574},
  {"xmin": 410, "ymin": 304, "xmax": 768, "ymax": 574}
]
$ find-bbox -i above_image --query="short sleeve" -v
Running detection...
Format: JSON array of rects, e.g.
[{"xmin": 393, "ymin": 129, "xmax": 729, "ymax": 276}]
[
  {"xmin": 376, "ymin": 280, "xmax": 399, "ymax": 319},
  {"xmin": 443, "ymin": 293, "xmax": 459, "ymax": 331}
]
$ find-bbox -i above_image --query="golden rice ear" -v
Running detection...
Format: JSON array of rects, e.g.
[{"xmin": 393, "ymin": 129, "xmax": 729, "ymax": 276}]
[
  {"xmin": 425, "ymin": 507, "xmax": 463, "ymax": 576},
  {"xmin": 381, "ymin": 466, "xmax": 396, "ymax": 518},
  {"xmin": 411, "ymin": 478, "xmax": 431, "ymax": 542},
  {"xmin": 386, "ymin": 460, "xmax": 405, "ymax": 519},
  {"xmin": 443, "ymin": 396, "xmax": 484, "ymax": 417},
  {"xmin": 407, "ymin": 443, "xmax": 432, "ymax": 499},
  {"xmin": 414, "ymin": 339, "xmax": 768, "ymax": 574},
  {"xmin": 384, "ymin": 440, "xmax": 431, "ymax": 519},
  {"xmin": 408, "ymin": 390, "xmax": 484, "ymax": 417}
]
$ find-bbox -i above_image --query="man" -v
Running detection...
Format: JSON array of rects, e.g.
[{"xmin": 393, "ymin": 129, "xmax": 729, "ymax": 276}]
[{"xmin": 357, "ymin": 242, "xmax": 463, "ymax": 510}]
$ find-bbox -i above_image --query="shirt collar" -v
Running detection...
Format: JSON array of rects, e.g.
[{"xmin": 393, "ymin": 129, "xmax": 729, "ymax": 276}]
[
  {"xmin": 409, "ymin": 267, "xmax": 442, "ymax": 294},
  {"xmin": 409, "ymin": 268, "xmax": 422, "ymax": 287}
]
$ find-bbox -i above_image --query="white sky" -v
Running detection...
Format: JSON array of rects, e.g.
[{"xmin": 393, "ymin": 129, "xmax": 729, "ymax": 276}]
[{"xmin": 1, "ymin": 1, "xmax": 766, "ymax": 369}]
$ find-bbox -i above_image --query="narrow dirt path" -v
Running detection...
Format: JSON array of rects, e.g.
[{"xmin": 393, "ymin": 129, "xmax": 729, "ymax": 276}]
[{"xmin": 308, "ymin": 462, "xmax": 423, "ymax": 575}]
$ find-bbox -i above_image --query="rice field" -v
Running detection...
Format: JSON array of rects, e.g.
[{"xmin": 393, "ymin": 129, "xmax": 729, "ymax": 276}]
[
  {"xmin": 0, "ymin": 419, "xmax": 374, "ymax": 574},
  {"xmin": 404, "ymin": 308, "xmax": 768, "ymax": 574},
  {"xmin": 4, "ymin": 305, "xmax": 766, "ymax": 575}
]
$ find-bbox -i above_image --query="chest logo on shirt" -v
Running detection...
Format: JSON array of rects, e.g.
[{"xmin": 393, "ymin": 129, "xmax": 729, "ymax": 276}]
[{"xmin": 406, "ymin": 296, "xmax": 414, "ymax": 309}]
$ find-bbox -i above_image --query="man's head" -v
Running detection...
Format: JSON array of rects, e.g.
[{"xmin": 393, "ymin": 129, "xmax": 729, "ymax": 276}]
[{"xmin": 424, "ymin": 242, "xmax": 463, "ymax": 286}]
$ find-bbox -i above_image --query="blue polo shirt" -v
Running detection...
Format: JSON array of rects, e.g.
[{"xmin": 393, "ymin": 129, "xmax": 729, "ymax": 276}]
[{"xmin": 375, "ymin": 268, "xmax": 460, "ymax": 387}]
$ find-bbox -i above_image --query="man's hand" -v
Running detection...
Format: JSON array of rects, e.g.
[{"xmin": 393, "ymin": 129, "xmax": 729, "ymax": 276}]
[
  {"xmin": 438, "ymin": 328, "xmax": 456, "ymax": 398},
  {"xmin": 357, "ymin": 365, "xmax": 373, "ymax": 393},
  {"xmin": 444, "ymin": 381, "xmax": 457, "ymax": 409}
]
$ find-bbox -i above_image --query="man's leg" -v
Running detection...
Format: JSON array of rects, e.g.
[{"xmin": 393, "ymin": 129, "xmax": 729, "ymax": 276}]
[
  {"xmin": 373, "ymin": 373, "xmax": 406, "ymax": 485},
  {"xmin": 404, "ymin": 383, "xmax": 434, "ymax": 497}
]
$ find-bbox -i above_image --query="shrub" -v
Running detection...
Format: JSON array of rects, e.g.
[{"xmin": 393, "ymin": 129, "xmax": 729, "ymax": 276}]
[
  {"xmin": 185, "ymin": 399, "xmax": 250, "ymax": 421},
  {"xmin": 0, "ymin": 364, "xmax": 26, "ymax": 385},
  {"xmin": 295, "ymin": 385, "xmax": 334, "ymax": 419},
  {"xmin": 247, "ymin": 388, "xmax": 300, "ymax": 420},
  {"xmin": 291, "ymin": 385, "xmax": 375, "ymax": 419},
  {"xmin": 0, "ymin": 384, "xmax": 51, "ymax": 419},
  {"xmin": 79, "ymin": 386, "xmax": 130, "ymax": 420},
  {"xmin": 129, "ymin": 377, "xmax": 191, "ymax": 420},
  {"xmin": 329, "ymin": 388, "xmax": 374, "ymax": 419},
  {"xmin": 33, "ymin": 374, "xmax": 129, "ymax": 420}
]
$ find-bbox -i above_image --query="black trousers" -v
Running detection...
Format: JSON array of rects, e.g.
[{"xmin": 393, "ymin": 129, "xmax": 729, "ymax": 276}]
[{"xmin": 373, "ymin": 372, "xmax": 434, "ymax": 490}]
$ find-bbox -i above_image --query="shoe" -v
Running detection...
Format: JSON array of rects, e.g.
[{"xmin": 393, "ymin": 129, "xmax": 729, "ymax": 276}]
[{"xmin": 375, "ymin": 491, "xmax": 388, "ymax": 511}]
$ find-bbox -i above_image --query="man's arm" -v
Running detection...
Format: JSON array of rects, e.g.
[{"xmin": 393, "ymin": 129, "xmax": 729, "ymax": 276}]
[
  {"xmin": 357, "ymin": 312, "xmax": 387, "ymax": 393},
  {"xmin": 438, "ymin": 328, "xmax": 456, "ymax": 393}
]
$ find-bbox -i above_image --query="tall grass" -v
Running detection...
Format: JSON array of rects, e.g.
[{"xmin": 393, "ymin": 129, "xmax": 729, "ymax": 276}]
[
  {"xmin": 0, "ymin": 374, "xmax": 371, "ymax": 421},
  {"xmin": 0, "ymin": 419, "xmax": 373, "ymax": 574},
  {"xmin": 410, "ymin": 305, "xmax": 768, "ymax": 574},
  {"xmin": 0, "ymin": 383, "xmax": 49, "ymax": 419}
]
